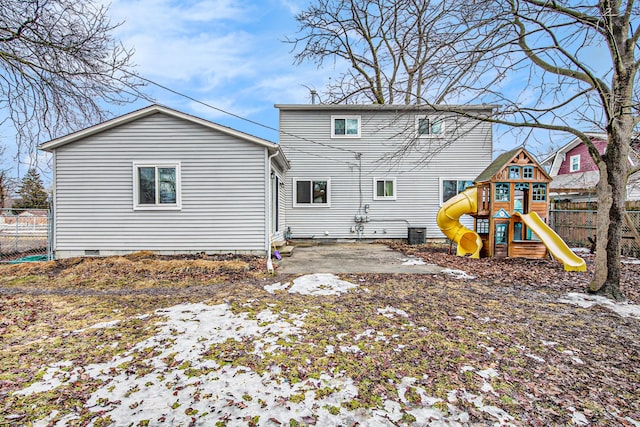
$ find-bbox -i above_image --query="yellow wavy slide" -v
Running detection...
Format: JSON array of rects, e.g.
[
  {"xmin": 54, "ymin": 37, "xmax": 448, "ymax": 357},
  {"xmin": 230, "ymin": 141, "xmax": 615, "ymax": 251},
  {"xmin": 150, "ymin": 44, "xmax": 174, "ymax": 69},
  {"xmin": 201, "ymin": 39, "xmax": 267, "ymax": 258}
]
[
  {"xmin": 514, "ymin": 212, "xmax": 587, "ymax": 272},
  {"xmin": 436, "ymin": 187, "xmax": 483, "ymax": 258}
]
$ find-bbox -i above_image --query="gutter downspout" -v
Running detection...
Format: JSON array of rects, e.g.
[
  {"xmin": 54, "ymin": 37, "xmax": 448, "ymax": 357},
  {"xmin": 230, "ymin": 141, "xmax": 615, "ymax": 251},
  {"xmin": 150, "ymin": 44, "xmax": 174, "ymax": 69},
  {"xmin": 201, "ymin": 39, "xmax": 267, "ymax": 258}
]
[{"xmin": 266, "ymin": 150, "xmax": 279, "ymax": 273}]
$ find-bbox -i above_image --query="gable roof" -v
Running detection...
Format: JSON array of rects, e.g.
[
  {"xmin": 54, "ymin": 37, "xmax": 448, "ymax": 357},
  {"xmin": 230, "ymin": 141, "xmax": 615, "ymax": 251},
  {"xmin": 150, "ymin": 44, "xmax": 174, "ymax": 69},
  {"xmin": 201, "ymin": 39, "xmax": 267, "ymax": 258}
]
[
  {"xmin": 541, "ymin": 133, "xmax": 608, "ymax": 177},
  {"xmin": 39, "ymin": 105, "xmax": 289, "ymax": 167},
  {"xmin": 475, "ymin": 147, "xmax": 550, "ymax": 183}
]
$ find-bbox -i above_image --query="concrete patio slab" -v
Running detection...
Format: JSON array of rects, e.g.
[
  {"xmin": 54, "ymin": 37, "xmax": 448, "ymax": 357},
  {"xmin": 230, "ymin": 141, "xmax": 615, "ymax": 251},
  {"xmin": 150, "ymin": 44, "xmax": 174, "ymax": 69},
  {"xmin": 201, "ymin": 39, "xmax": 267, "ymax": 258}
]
[{"xmin": 275, "ymin": 242, "xmax": 444, "ymax": 274}]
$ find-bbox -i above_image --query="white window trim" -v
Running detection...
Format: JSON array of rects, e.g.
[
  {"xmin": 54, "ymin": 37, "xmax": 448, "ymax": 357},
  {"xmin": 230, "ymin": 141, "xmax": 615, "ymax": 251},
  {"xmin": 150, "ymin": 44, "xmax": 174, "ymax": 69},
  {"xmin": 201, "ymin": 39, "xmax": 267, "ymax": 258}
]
[
  {"xmin": 439, "ymin": 177, "xmax": 474, "ymax": 206},
  {"xmin": 293, "ymin": 178, "xmax": 331, "ymax": 207},
  {"xmin": 416, "ymin": 116, "xmax": 445, "ymax": 138},
  {"xmin": 373, "ymin": 177, "xmax": 397, "ymax": 201},
  {"xmin": 331, "ymin": 115, "xmax": 361, "ymax": 138},
  {"xmin": 133, "ymin": 161, "xmax": 182, "ymax": 211},
  {"xmin": 569, "ymin": 154, "xmax": 580, "ymax": 172}
]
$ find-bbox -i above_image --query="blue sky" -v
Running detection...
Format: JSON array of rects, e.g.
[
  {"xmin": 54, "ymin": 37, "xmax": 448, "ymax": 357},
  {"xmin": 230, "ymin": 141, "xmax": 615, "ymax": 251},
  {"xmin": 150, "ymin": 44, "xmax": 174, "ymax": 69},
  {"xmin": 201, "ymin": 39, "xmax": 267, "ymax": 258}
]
[
  {"xmin": 5, "ymin": 0, "xmax": 611, "ymax": 177},
  {"xmin": 106, "ymin": 0, "xmax": 328, "ymax": 143}
]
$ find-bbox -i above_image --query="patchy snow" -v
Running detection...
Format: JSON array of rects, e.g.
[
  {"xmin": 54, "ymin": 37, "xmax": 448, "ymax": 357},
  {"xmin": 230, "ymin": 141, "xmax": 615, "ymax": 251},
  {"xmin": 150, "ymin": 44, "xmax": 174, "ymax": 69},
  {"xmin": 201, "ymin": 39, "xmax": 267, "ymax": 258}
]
[
  {"xmin": 15, "ymin": 300, "xmax": 538, "ymax": 426},
  {"xmin": 622, "ymin": 257, "xmax": 640, "ymax": 265},
  {"xmin": 401, "ymin": 257, "xmax": 426, "ymax": 265},
  {"xmin": 568, "ymin": 406, "xmax": 590, "ymax": 426},
  {"xmin": 558, "ymin": 292, "xmax": 640, "ymax": 319},
  {"xmin": 377, "ymin": 306, "xmax": 409, "ymax": 318},
  {"xmin": 263, "ymin": 281, "xmax": 290, "ymax": 294},
  {"xmin": 571, "ymin": 247, "xmax": 591, "ymax": 253},
  {"xmin": 287, "ymin": 273, "xmax": 357, "ymax": 296},
  {"xmin": 526, "ymin": 353, "xmax": 546, "ymax": 363},
  {"xmin": 441, "ymin": 268, "xmax": 476, "ymax": 279}
]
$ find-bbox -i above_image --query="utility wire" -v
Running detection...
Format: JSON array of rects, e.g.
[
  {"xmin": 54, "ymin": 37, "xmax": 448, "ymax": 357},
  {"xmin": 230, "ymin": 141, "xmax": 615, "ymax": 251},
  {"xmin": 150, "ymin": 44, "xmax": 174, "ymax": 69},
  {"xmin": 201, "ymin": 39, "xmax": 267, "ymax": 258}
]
[{"xmin": 131, "ymin": 72, "xmax": 360, "ymax": 156}]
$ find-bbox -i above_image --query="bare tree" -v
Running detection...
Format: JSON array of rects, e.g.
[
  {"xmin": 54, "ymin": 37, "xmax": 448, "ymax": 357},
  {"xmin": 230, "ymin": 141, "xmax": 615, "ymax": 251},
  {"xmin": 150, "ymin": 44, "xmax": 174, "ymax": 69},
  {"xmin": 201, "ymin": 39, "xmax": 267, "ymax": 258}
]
[
  {"xmin": 0, "ymin": 0, "xmax": 143, "ymax": 162},
  {"xmin": 288, "ymin": 0, "xmax": 491, "ymax": 105},
  {"xmin": 290, "ymin": 0, "xmax": 639, "ymax": 300}
]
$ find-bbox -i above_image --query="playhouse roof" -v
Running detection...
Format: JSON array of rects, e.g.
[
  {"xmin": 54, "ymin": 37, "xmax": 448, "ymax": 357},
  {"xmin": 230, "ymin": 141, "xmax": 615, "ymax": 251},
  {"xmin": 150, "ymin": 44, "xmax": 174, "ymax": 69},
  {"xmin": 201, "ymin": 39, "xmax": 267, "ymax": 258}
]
[{"xmin": 475, "ymin": 147, "xmax": 551, "ymax": 183}]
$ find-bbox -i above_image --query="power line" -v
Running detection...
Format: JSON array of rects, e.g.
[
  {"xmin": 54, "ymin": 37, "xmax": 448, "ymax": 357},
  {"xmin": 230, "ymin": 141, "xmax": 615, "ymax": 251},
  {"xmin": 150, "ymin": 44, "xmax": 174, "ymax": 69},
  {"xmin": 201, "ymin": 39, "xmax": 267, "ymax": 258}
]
[{"xmin": 131, "ymin": 72, "xmax": 360, "ymax": 156}]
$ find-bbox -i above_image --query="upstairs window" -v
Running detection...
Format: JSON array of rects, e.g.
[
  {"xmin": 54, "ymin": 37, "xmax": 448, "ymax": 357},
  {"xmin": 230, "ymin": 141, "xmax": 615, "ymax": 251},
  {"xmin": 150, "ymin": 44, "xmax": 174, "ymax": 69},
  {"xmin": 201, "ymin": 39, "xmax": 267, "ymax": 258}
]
[
  {"xmin": 570, "ymin": 155, "xmax": 580, "ymax": 172},
  {"xmin": 294, "ymin": 179, "xmax": 330, "ymax": 206},
  {"xmin": 374, "ymin": 178, "xmax": 396, "ymax": 200},
  {"xmin": 133, "ymin": 162, "xmax": 181, "ymax": 210},
  {"xmin": 417, "ymin": 117, "xmax": 444, "ymax": 137},
  {"xmin": 332, "ymin": 116, "xmax": 360, "ymax": 138},
  {"xmin": 495, "ymin": 183, "xmax": 510, "ymax": 202}
]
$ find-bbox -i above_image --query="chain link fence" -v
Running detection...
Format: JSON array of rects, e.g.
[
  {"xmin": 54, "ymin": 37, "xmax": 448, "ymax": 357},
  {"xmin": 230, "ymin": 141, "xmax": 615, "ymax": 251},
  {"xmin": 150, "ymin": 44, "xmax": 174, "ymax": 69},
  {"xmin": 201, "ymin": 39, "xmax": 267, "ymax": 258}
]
[{"xmin": 0, "ymin": 208, "xmax": 52, "ymax": 262}]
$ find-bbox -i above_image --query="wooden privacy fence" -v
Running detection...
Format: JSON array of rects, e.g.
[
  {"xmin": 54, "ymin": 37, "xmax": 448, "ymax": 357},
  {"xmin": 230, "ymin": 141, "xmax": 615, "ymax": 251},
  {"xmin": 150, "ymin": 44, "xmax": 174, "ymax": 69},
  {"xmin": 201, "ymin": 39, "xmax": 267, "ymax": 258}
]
[{"xmin": 549, "ymin": 201, "xmax": 640, "ymax": 257}]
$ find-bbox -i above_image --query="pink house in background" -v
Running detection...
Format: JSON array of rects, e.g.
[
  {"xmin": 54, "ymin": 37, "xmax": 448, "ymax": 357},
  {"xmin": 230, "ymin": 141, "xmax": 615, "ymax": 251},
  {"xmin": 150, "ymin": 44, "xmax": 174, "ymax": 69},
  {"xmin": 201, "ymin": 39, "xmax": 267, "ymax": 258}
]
[{"xmin": 542, "ymin": 133, "xmax": 640, "ymax": 202}]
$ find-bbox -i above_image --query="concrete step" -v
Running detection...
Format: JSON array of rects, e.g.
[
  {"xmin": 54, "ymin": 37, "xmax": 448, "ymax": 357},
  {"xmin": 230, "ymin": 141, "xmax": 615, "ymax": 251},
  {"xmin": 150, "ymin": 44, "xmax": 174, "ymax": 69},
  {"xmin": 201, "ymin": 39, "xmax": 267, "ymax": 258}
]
[
  {"xmin": 274, "ymin": 245, "xmax": 294, "ymax": 257},
  {"xmin": 272, "ymin": 240, "xmax": 288, "ymax": 248}
]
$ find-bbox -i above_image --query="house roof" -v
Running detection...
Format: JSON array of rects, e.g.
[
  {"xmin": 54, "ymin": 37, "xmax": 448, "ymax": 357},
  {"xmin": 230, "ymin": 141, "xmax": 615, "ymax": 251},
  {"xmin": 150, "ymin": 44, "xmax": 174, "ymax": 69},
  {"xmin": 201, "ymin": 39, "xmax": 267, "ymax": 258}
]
[
  {"xmin": 475, "ymin": 147, "xmax": 551, "ymax": 183},
  {"xmin": 541, "ymin": 133, "xmax": 608, "ymax": 176},
  {"xmin": 548, "ymin": 170, "xmax": 599, "ymax": 193},
  {"xmin": 475, "ymin": 148, "xmax": 521, "ymax": 182},
  {"xmin": 39, "ymin": 104, "xmax": 290, "ymax": 169},
  {"xmin": 275, "ymin": 103, "xmax": 497, "ymax": 112}
]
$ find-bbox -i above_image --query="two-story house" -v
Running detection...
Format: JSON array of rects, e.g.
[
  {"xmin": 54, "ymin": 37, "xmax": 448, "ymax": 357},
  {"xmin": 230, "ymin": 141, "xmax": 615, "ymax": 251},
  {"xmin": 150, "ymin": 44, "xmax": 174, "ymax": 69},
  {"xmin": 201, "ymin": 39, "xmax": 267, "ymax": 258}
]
[
  {"xmin": 276, "ymin": 104, "xmax": 494, "ymax": 242},
  {"xmin": 542, "ymin": 133, "xmax": 640, "ymax": 201}
]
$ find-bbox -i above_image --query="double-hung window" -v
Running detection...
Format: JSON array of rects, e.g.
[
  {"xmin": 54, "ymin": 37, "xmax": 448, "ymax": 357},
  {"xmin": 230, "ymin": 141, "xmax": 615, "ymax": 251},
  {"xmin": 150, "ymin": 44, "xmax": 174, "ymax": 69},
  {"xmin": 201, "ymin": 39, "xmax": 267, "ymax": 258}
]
[
  {"xmin": 441, "ymin": 179, "xmax": 474, "ymax": 203},
  {"xmin": 374, "ymin": 178, "xmax": 396, "ymax": 200},
  {"xmin": 570, "ymin": 155, "xmax": 580, "ymax": 172},
  {"xmin": 294, "ymin": 179, "xmax": 330, "ymax": 206},
  {"xmin": 331, "ymin": 116, "xmax": 360, "ymax": 138},
  {"xmin": 417, "ymin": 117, "xmax": 444, "ymax": 137},
  {"xmin": 133, "ymin": 162, "xmax": 181, "ymax": 210}
]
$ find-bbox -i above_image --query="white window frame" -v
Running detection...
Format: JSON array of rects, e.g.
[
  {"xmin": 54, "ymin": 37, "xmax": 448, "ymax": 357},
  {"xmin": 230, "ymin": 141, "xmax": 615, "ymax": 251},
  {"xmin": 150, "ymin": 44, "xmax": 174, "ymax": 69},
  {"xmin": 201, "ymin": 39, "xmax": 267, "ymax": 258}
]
[
  {"xmin": 373, "ymin": 178, "xmax": 397, "ymax": 200},
  {"xmin": 331, "ymin": 115, "xmax": 361, "ymax": 138},
  {"xmin": 439, "ymin": 178, "xmax": 474, "ymax": 205},
  {"xmin": 416, "ymin": 116, "xmax": 445, "ymax": 137},
  {"xmin": 293, "ymin": 178, "xmax": 331, "ymax": 207},
  {"xmin": 570, "ymin": 154, "xmax": 580, "ymax": 172},
  {"xmin": 133, "ymin": 162, "xmax": 182, "ymax": 210}
]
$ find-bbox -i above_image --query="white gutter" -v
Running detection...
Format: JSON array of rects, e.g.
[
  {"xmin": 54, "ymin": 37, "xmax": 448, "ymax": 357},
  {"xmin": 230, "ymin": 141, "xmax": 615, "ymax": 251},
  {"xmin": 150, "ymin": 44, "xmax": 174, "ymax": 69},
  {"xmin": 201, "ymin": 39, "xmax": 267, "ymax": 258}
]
[{"xmin": 266, "ymin": 150, "xmax": 279, "ymax": 273}]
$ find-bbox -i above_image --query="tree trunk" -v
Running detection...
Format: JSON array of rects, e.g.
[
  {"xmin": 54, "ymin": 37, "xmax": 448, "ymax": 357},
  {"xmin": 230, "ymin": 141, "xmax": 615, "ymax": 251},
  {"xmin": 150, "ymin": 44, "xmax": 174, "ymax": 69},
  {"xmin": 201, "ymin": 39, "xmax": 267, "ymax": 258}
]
[{"xmin": 589, "ymin": 127, "xmax": 630, "ymax": 301}]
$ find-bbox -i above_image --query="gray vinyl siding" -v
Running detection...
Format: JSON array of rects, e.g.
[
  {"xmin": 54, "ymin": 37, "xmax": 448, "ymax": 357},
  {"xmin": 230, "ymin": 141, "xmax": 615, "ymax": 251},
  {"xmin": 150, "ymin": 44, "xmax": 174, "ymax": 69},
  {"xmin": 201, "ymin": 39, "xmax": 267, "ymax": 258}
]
[
  {"xmin": 278, "ymin": 107, "xmax": 493, "ymax": 240},
  {"xmin": 52, "ymin": 113, "xmax": 268, "ymax": 257}
]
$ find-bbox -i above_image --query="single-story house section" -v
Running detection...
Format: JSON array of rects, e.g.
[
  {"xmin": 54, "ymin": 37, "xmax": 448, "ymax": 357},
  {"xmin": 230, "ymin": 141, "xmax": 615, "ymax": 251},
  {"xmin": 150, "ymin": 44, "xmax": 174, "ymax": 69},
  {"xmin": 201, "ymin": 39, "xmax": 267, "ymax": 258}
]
[
  {"xmin": 276, "ymin": 104, "xmax": 494, "ymax": 241},
  {"xmin": 39, "ymin": 105, "xmax": 289, "ymax": 258}
]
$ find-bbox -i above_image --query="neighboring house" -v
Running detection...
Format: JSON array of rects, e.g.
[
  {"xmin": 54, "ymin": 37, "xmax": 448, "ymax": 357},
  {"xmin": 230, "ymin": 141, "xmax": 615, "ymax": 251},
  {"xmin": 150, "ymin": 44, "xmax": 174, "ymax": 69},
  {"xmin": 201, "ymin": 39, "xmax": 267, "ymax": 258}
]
[
  {"xmin": 542, "ymin": 133, "xmax": 640, "ymax": 201},
  {"xmin": 276, "ymin": 104, "xmax": 494, "ymax": 241},
  {"xmin": 39, "ymin": 105, "xmax": 289, "ymax": 258}
]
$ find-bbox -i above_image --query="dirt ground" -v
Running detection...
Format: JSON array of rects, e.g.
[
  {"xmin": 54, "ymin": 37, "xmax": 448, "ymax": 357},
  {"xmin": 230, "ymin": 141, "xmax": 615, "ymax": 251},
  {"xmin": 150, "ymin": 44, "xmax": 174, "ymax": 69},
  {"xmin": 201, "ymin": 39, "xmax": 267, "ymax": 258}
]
[{"xmin": 0, "ymin": 243, "xmax": 638, "ymax": 426}]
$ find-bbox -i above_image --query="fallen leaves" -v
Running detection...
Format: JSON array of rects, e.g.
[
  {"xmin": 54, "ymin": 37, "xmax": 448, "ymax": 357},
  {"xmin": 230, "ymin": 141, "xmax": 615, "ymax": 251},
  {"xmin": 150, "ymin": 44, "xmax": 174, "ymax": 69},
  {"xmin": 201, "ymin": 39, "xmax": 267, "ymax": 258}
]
[{"xmin": 1, "ymin": 245, "xmax": 639, "ymax": 426}]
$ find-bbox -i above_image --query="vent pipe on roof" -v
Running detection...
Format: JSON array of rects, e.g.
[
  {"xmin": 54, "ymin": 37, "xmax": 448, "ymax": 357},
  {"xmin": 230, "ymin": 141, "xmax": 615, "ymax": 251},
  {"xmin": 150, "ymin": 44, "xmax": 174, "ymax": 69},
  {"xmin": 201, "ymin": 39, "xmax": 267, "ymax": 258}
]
[{"xmin": 310, "ymin": 90, "xmax": 318, "ymax": 105}]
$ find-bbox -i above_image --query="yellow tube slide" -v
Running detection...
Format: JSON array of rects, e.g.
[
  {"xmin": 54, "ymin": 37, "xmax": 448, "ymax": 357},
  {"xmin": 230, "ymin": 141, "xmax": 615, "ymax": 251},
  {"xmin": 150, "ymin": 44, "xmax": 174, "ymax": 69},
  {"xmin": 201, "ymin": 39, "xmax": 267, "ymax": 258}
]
[{"xmin": 436, "ymin": 187, "xmax": 482, "ymax": 258}]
